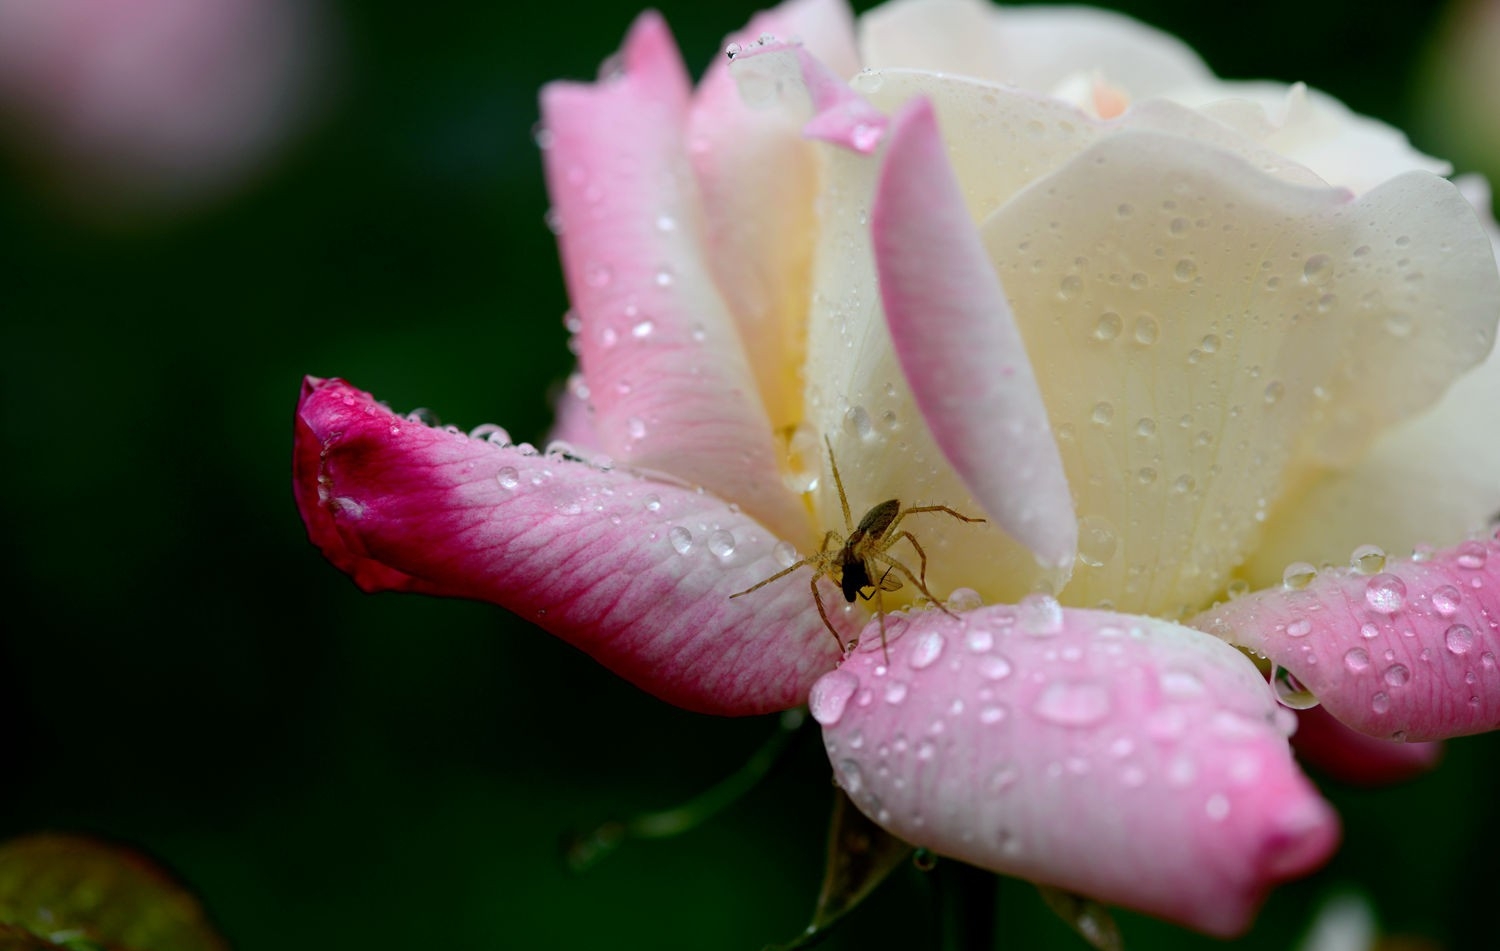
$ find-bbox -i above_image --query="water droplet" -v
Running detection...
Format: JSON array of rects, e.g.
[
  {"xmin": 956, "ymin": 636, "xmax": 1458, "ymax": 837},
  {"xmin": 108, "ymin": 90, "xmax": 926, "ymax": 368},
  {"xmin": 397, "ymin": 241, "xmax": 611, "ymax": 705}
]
[
  {"xmin": 1171, "ymin": 474, "xmax": 1196, "ymax": 495},
  {"xmin": 1271, "ymin": 665, "xmax": 1319, "ymax": 709},
  {"xmin": 654, "ymin": 266, "xmax": 675, "ymax": 287},
  {"xmin": 1205, "ymin": 793, "xmax": 1231, "ymax": 821},
  {"xmin": 1445, "ymin": 624, "xmax": 1475, "ymax": 655},
  {"xmin": 1135, "ymin": 417, "xmax": 1157, "ymax": 437},
  {"xmin": 668, "ymin": 526, "xmax": 693, "ymax": 554},
  {"xmin": 1349, "ymin": 544, "xmax": 1386, "ymax": 574},
  {"xmin": 1173, "ymin": 258, "xmax": 1198, "ymax": 282},
  {"xmin": 988, "ymin": 765, "xmax": 1019, "ymax": 793},
  {"xmin": 1343, "ymin": 647, "xmax": 1370, "ymax": 672},
  {"xmin": 1286, "ymin": 618, "xmax": 1312, "ymax": 638},
  {"xmin": 908, "ymin": 631, "xmax": 946, "ymax": 670},
  {"xmin": 884, "ymin": 681, "xmax": 908, "ymax": 705},
  {"xmin": 1169, "ymin": 216, "xmax": 1190, "ymax": 236},
  {"xmin": 643, "ymin": 494, "xmax": 662, "ymax": 513},
  {"xmin": 1384, "ymin": 312, "xmax": 1413, "ymax": 337},
  {"xmin": 586, "ymin": 262, "xmax": 613, "ymax": 288},
  {"xmin": 1089, "ymin": 401, "xmax": 1114, "ymax": 428},
  {"xmin": 1302, "ymin": 254, "xmax": 1332, "ymax": 285},
  {"xmin": 773, "ymin": 540, "xmax": 798, "ymax": 567},
  {"xmin": 707, "ymin": 529, "xmax": 736, "ymax": 559},
  {"xmin": 1384, "ymin": 664, "xmax": 1410, "ymax": 687},
  {"xmin": 497, "ymin": 467, "xmax": 520, "ymax": 489},
  {"xmin": 810, "ymin": 671, "xmax": 858, "ymax": 726},
  {"xmin": 1018, "ymin": 593, "xmax": 1064, "ymax": 635},
  {"xmin": 947, "ymin": 588, "xmax": 983, "ymax": 612},
  {"xmin": 836, "ymin": 759, "xmax": 863, "ymax": 794},
  {"xmin": 1160, "ymin": 669, "xmax": 1204, "ymax": 697},
  {"xmin": 1263, "ymin": 381, "xmax": 1284, "ymax": 406},
  {"xmin": 842, "ymin": 405, "xmax": 875, "ymax": 441},
  {"xmin": 1199, "ymin": 334, "xmax": 1220, "ymax": 354},
  {"xmin": 1093, "ymin": 312, "xmax": 1122, "ymax": 340},
  {"xmin": 626, "ymin": 416, "xmax": 648, "ymax": 440},
  {"xmin": 1364, "ymin": 574, "xmax": 1407, "ymax": 614},
  {"xmin": 654, "ymin": 213, "xmax": 676, "ymax": 232},
  {"xmin": 978, "ymin": 654, "xmax": 1013, "ymax": 680},
  {"xmin": 1432, "ymin": 585, "xmax": 1462, "ymax": 617},
  {"xmin": 1132, "ymin": 314, "xmax": 1159, "ymax": 345},
  {"xmin": 1371, "ymin": 692, "xmax": 1391, "ymax": 714},
  {"xmin": 1077, "ymin": 515, "xmax": 1118, "ymax": 568},
  {"xmin": 1360, "ymin": 622, "xmax": 1380, "ymax": 639},
  {"xmin": 979, "ymin": 705, "xmax": 1008, "ymax": 725},
  {"xmin": 1033, "ymin": 682, "xmax": 1111, "ymax": 726},
  {"xmin": 631, "ymin": 318, "xmax": 655, "ymax": 339},
  {"xmin": 1058, "ymin": 275, "xmax": 1083, "ymax": 300},
  {"xmin": 1455, "ymin": 540, "xmax": 1488, "ymax": 569},
  {"xmin": 1283, "ymin": 562, "xmax": 1318, "ymax": 590},
  {"xmin": 965, "ymin": 628, "xmax": 995, "ymax": 653}
]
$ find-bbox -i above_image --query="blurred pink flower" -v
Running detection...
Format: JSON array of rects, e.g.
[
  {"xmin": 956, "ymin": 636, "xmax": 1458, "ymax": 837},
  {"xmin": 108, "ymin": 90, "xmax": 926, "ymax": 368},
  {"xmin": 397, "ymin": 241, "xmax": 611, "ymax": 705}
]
[
  {"xmin": 0, "ymin": 0, "xmax": 326, "ymax": 210},
  {"xmin": 294, "ymin": 0, "xmax": 1500, "ymax": 938}
]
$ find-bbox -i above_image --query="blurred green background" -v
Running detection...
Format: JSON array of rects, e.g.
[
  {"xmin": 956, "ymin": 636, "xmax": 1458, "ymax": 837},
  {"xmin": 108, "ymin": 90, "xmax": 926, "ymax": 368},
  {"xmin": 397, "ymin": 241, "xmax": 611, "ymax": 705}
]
[{"xmin": 2, "ymin": 0, "xmax": 1497, "ymax": 948}]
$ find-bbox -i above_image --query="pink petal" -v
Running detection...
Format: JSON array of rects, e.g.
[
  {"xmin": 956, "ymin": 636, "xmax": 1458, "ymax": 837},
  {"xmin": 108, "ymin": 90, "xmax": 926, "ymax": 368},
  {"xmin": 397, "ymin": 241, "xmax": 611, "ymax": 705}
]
[
  {"xmin": 539, "ymin": 13, "xmax": 806, "ymax": 544},
  {"xmin": 726, "ymin": 36, "xmax": 887, "ymax": 153},
  {"xmin": 811, "ymin": 603, "xmax": 1338, "ymax": 937},
  {"xmin": 1290, "ymin": 705, "xmax": 1443, "ymax": 787},
  {"xmin": 872, "ymin": 98, "xmax": 1076, "ymax": 570},
  {"xmin": 546, "ymin": 371, "xmax": 604, "ymax": 454},
  {"xmin": 293, "ymin": 378, "xmax": 847, "ymax": 715},
  {"xmin": 1193, "ymin": 535, "xmax": 1500, "ymax": 741},
  {"xmin": 687, "ymin": 0, "xmax": 859, "ymax": 432}
]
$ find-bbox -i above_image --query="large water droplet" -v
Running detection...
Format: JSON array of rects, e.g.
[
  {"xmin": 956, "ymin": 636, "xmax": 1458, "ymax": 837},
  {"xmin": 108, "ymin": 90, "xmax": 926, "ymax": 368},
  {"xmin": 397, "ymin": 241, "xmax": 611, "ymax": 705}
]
[
  {"xmin": 497, "ymin": 467, "xmax": 520, "ymax": 489},
  {"xmin": 1282, "ymin": 562, "xmax": 1317, "ymax": 590},
  {"xmin": 1364, "ymin": 574, "xmax": 1407, "ymax": 614},
  {"xmin": 978, "ymin": 654, "xmax": 1013, "ymax": 681},
  {"xmin": 1383, "ymin": 664, "xmax": 1410, "ymax": 687},
  {"xmin": 1093, "ymin": 312, "xmax": 1122, "ymax": 341},
  {"xmin": 1302, "ymin": 253, "xmax": 1332, "ymax": 285},
  {"xmin": 947, "ymin": 588, "xmax": 983, "ymax": 612},
  {"xmin": 1349, "ymin": 544, "xmax": 1386, "ymax": 574},
  {"xmin": 1132, "ymin": 314, "xmax": 1159, "ymax": 345},
  {"xmin": 842, "ymin": 405, "xmax": 875, "ymax": 442},
  {"xmin": 1455, "ymin": 541, "xmax": 1488, "ymax": 569},
  {"xmin": 1432, "ymin": 585, "xmax": 1462, "ymax": 617},
  {"xmin": 884, "ymin": 681, "xmax": 908, "ymax": 705},
  {"xmin": 1445, "ymin": 623, "xmax": 1475, "ymax": 656},
  {"xmin": 1033, "ymin": 682, "xmax": 1111, "ymax": 726},
  {"xmin": 836, "ymin": 759, "xmax": 864, "ymax": 794},
  {"xmin": 1018, "ymin": 593, "xmax": 1064, "ymax": 635},
  {"xmin": 1271, "ymin": 665, "xmax": 1319, "ymax": 709},
  {"xmin": 1285, "ymin": 618, "xmax": 1312, "ymax": 638},
  {"xmin": 668, "ymin": 526, "xmax": 693, "ymax": 554},
  {"xmin": 908, "ymin": 631, "xmax": 946, "ymax": 670},
  {"xmin": 1343, "ymin": 647, "xmax": 1370, "ymax": 672},
  {"xmin": 707, "ymin": 529, "xmax": 736, "ymax": 559},
  {"xmin": 810, "ymin": 671, "xmax": 859, "ymax": 726}
]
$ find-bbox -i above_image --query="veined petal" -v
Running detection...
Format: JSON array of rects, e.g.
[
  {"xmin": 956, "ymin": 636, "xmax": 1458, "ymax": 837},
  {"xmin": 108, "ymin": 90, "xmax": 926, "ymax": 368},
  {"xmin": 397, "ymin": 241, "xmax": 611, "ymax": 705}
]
[
  {"xmin": 1193, "ymin": 535, "xmax": 1500, "ymax": 741},
  {"xmin": 872, "ymin": 97, "xmax": 1076, "ymax": 570},
  {"xmin": 687, "ymin": 0, "xmax": 859, "ymax": 432},
  {"xmin": 1290, "ymin": 706, "xmax": 1443, "ymax": 786},
  {"xmin": 978, "ymin": 131, "xmax": 1499, "ymax": 617},
  {"xmin": 812, "ymin": 604, "xmax": 1337, "ymax": 937},
  {"xmin": 859, "ymin": 0, "xmax": 1211, "ymax": 99},
  {"xmin": 293, "ymin": 378, "xmax": 847, "ymax": 715},
  {"xmin": 539, "ymin": 12, "xmax": 806, "ymax": 543}
]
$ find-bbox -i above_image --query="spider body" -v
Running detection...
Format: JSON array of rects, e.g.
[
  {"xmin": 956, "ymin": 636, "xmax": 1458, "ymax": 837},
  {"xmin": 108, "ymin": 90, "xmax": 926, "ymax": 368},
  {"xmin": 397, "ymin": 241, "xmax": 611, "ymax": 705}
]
[{"xmin": 730, "ymin": 438, "xmax": 985, "ymax": 659}]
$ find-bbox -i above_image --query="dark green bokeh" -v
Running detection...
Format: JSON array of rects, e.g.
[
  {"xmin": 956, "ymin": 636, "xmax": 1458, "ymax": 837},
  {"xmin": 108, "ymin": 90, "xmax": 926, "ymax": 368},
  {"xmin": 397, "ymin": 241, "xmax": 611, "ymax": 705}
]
[{"xmin": 3, "ymin": 1, "xmax": 1496, "ymax": 948}]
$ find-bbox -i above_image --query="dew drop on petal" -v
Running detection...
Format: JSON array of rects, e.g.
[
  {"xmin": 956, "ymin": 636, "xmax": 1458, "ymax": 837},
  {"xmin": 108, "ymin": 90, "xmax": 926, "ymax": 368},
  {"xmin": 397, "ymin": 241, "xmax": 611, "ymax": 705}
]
[
  {"xmin": 1371, "ymin": 692, "xmax": 1391, "ymax": 715},
  {"xmin": 1077, "ymin": 515, "xmax": 1118, "ymax": 568},
  {"xmin": 1432, "ymin": 585, "xmax": 1462, "ymax": 617},
  {"xmin": 947, "ymin": 588, "xmax": 983, "ymax": 612},
  {"xmin": 836, "ymin": 759, "xmax": 863, "ymax": 794},
  {"xmin": 885, "ymin": 681, "xmax": 909, "ymax": 705},
  {"xmin": 668, "ymin": 526, "xmax": 693, "ymax": 554},
  {"xmin": 497, "ymin": 467, "xmax": 520, "ymax": 489},
  {"xmin": 908, "ymin": 631, "xmax": 946, "ymax": 670},
  {"xmin": 1271, "ymin": 665, "xmax": 1319, "ymax": 709},
  {"xmin": 1018, "ymin": 593, "xmax": 1064, "ymax": 635},
  {"xmin": 1093, "ymin": 311, "xmax": 1122, "ymax": 341},
  {"xmin": 1283, "ymin": 562, "xmax": 1317, "ymax": 589},
  {"xmin": 707, "ymin": 529, "xmax": 736, "ymax": 559},
  {"xmin": 773, "ymin": 540, "xmax": 798, "ymax": 567},
  {"xmin": 1455, "ymin": 541, "xmax": 1488, "ymax": 569},
  {"xmin": 978, "ymin": 654, "xmax": 1013, "ymax": 681},
  {"xmin": 1285, "ymin": 618, "xmax": 1312, "ymax": 638},
  {"xmin": 1349, "ymin": 544, "xmax": 1386, "ymax": 574},
  {"xmin": 1343, "ymin": 647, "xmax": 1370, "ymax": 672},
  {"xmin": 1033, "ymin": 682, "xmax": 1111, "ymax": 726},
  {"xmin": 1445, "ymin": 624, "xmax": 1475, "ymax": 656},
  {"xmin": 809, "ymin": 671, "xmax": 858, "ymax": 726},
  {"xmin": 1384, "ymin": 664, "xmax": 1410, "ymax": 687},
  {"xmin": 1364, "ymin": 574, "xmax": 1407, "ymax": 614}
]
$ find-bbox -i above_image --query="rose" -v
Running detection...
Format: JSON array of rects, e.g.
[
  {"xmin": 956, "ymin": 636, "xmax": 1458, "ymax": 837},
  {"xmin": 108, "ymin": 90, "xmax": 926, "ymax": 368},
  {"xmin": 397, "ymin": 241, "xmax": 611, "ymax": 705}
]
[{"xmin": 292, "ymin": 0, "xmax": 1500, "ymax": 939}]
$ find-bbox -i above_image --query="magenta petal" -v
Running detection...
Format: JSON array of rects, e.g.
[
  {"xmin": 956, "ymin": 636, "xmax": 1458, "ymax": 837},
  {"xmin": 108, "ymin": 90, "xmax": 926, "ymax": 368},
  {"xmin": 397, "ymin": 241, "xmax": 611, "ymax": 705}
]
[
  {"xmin": 539, "ymin": 13, "xmax": 806, "ymax": 544},
  {"xmin": 293, "ymin": 378, "xmax": 845, "ymax": 715},
  {"xmin": 811, "ymin": 604, "xmax": 1338, "ymax": 937},
  {"xmin": 1193, "ymin": 536, "xmax": 1500, "ymax": 742},
  {"xmin": 1290, "ymin": 705, "xmax": 1443, "ymax": 786},
  {"xmin": 872, "ymin": 99, "xmax": 1076, "ymax": 570}
]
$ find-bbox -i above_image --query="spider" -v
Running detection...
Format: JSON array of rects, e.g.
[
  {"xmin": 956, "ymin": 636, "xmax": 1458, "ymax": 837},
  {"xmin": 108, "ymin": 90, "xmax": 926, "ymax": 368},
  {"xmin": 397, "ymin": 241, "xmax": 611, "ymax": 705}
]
[{"xmin": 730, "ymin": 436, "xmax": 986, "ymax": 659}]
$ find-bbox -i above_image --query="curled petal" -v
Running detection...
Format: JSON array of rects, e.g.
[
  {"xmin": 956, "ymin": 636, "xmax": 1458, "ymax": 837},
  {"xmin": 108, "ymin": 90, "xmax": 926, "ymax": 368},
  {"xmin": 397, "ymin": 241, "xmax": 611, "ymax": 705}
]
[
  {"xmin": 539, "ymin": 12, "xmax": 806, "ymax": 543},
  {"xmin": 293, "ymin": 378, "xmax": 846, "ymax": 715},
  {"xmin": 873, "ymin": 98, "xmax": 1076, "ymax": 570},
  {"xmin": 727, "ymin": 35, "xmax": 887, "ymax": 153},
  {"xmin": 812, "ymin": 604, "xmax": 1338, "ymax": 936},
  {"xmin": 1193, "ymin": 535, "xmax": 1500, "ymax": 741},
  {"xmin": 1290, "ymin": 706, "xmax": 1443, "ymax": 787}
]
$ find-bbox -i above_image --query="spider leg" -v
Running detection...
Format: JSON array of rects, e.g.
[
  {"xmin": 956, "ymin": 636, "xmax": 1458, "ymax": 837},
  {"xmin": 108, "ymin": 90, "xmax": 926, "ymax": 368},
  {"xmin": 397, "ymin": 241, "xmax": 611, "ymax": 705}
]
[
  {"xmin": 874, "ymin": 581, "xmax": 890, "ymax": 664},
  {"xmin": 886, "ymin": 504, "xmax": 986, "ymax": 536},
  {"xmin": 811, "ymin": 573, "xmax": 849, "ymax": 653},
  {"xmin": 872, "ymin": 549, "xmax": 957, "ymax": 618},
  {"xmin": 824, "ymin": 436, "xmax": 854, "ymax": 533},
  {"xmin": 728, "ymin": 530, "xmax": 842, "ymax": 598}
]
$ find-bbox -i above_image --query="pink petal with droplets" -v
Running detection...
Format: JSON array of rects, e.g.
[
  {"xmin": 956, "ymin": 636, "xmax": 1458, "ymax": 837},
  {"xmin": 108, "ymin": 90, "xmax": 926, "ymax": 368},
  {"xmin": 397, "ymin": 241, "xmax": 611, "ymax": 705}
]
[
  {"xmin": 815, "ymin": 603, "xmax": 1338, "ymax": 937},
  {"xmin": 1193, "ymin": 535, "xmax": 1500, "ymax": 742},
  {"xmin": 726, "ymin": 34, "xmax": 887, "ymax": 153},
  {"xmin": 546, "ymin": 371, "xmax": 603, "ymax": 455},
  {"xmin": 293, "ymin": 378, "xmax": 847, "ymax": 715},
  {"xmin": 686, "ymin": 0, "xmax": 859, "ymax": 433},
  {"xmin": 1290, "ymin": 705, "xmax": 1443, "ymax": 787},
  {"xmin": 872, "ymin": 99, "xmax": 1076, "ymax": 570},
  {"xmin": 539, "ymin": 12, "xmax": 805, "ymax": 544}
]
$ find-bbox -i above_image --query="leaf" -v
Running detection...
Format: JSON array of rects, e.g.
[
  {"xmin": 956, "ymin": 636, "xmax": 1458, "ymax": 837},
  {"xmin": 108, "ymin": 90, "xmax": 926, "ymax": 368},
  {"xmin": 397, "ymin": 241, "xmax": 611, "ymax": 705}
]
[
  {"xmin": 764, "ymin": 789, "xmax": 915, "ymax": 950},
  {"xmin": 0, "ymin": 834, "xmax": 229, "ymax": 951}
]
